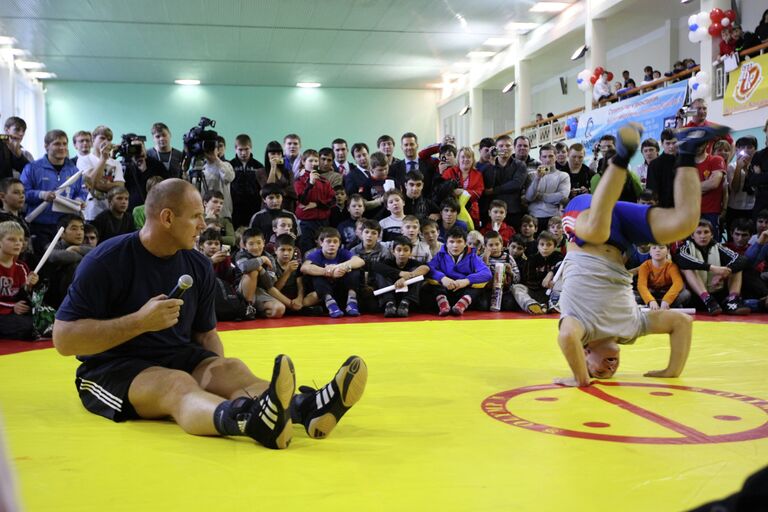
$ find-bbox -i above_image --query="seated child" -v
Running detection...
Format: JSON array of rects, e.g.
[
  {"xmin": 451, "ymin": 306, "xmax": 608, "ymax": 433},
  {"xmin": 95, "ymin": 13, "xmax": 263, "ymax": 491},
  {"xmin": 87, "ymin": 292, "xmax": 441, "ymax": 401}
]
[
  {"xmin": 203, "ymin": 189, "xmax": 235, "ymax": 246},
  {"xmin": 519, "ymin": 214, "xmax": 538, "ymax": 257},
  {"xmin": 329, "ymin": 185, "xmax": 350, "ymax": 227},
  {"xmin": 371, "ymin": 236, "xmax": 430, "ymax": 317},
  {"xmin": 0, "ymin": 221, "xmax": 39, "ymax": 340},
  {"xmin": 636, "ymin": 244, "xmax": 691, "ymax": 309},
  {"xmin": 350, "ymin": 219, "xmax": 385, "ymax": 268},
  {"xmin": 482, "ymin": 230, "xmax": 521, "ymax": 311},
  {"xmin": 379, "ymin": 189, "xmax": 406, "ymax": 242},
  {"xmin": 547, "ymin": 216, "xmax": 566, "ymax": 254},
  {"xmin": 467, "ymin": 230, "xmax": 485, "ymax": 257},
  {"xmin": 421, "ymin": 218, "xmax": 442, "ymax": 257},
  {"xmin": 403, "ymin": 170, "xmax": 439, "ymax": 222},
  {"xmin": 91, "ymin": 186, "xmax": 135, "ymax": 242},
  {"xmin": 0, "ymin": 178, "xmax": 32, "ymax": 262},
  {"xmin": 676, "ymin": 219, "xmax": 750, "ymax": 315},
  {"xmin": 300, "ymin": 227, "xmax": 366, "ymax": 318},
  {"xmin": 132, "ymin": 176, "xmax": 164, "ymax": 230},
  {"xmin": 233, "ymin": 228, "xmax": 285, "ymax": 318},
  {"xmin": 83, "ymin": 223, "xmax": 99, "ymax": 247},
  {"xmin": 509, "ymin": 234, "xmax": 528, "ymax": 270},
  {"xmin": 249, "ymin": 184, "xmax": 298, "ymax": 240},
  {"xmin": 45, "ymin": 214, "xmax": 94, "ymax": 307},
  {"xmin": 338, "ymin": 194, "xmax": 365, "ymax": 248},
  {"xmin": 480, "ymin": 200, "xmax": 515, "ymax": 245},
  {"xmin": 198, "ymin": 227, "xmax": 238, "ymax": 284},
  {"xmin": 384, "ymin": 215, "xmax": 432, "ymax": 263},
  {"xmin": 427, "ymin": 226, "xmax": 492, "ymax": 316},
  {"xmin": 437, "ymin": 197, "xmax": 468, "ymax": 243},
  {"xmin": 513, "ymin": 231, "xmax": 563, "ymax": 315},
  {"xmin": 268, "ymin": 234, "xmax": 307, "ymax": 314}
]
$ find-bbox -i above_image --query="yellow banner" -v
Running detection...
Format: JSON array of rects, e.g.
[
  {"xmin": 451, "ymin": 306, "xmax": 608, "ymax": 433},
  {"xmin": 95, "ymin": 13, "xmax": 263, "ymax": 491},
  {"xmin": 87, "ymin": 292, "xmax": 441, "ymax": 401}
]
[{"xmin": 724, "ymin": 53, "xmax": 768, "ymax": 115}]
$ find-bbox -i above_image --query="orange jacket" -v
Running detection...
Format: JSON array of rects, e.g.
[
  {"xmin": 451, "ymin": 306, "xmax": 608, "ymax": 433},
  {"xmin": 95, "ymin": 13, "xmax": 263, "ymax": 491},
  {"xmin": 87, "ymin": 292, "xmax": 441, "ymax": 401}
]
[{"xmin": 637, "ymin": 259, "xmax": 684, "ymax": 305}]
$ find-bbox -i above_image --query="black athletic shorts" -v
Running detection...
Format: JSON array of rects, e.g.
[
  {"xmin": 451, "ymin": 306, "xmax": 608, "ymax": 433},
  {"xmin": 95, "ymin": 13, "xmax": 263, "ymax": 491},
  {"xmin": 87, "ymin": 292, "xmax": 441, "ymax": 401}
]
[{"xmin": 74, "ymin": 344, "xmax": 219, "ymax": 422}]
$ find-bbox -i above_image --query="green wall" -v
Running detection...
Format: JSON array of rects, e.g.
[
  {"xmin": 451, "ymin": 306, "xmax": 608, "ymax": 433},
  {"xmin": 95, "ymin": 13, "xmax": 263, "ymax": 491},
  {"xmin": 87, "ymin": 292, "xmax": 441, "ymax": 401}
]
[{"xmin": 45, "ymin": 82, "xmax": 439, "ymax": 159}]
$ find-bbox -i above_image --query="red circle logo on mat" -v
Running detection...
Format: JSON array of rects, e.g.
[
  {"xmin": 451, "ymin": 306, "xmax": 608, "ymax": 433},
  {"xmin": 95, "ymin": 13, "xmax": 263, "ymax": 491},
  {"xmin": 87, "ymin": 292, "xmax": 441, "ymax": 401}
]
[{"xmin": 481, "ymin": 382, "xmax": 768, "ymax": 444}]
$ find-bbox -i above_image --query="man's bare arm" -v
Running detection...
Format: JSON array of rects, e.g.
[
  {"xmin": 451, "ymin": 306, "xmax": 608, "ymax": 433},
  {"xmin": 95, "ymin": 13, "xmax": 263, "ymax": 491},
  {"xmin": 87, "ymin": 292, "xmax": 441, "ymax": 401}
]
[{"xmin": 192, "ymin": 329, "xmax": 224, "ymax": 357}]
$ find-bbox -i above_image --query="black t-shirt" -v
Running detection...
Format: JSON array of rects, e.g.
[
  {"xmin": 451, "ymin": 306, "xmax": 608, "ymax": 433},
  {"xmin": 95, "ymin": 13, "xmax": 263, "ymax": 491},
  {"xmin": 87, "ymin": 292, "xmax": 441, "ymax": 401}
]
[
  {"xmin": 91, "ymin": 210, "xmax": 136, "ymax": 242},
  {"xmin": 57, "ymin": 232, "xmax": 217, "ymax": 362},
  {"xmin": 124, "ymin": 158, "xmax": 171, "ymax": 210}
]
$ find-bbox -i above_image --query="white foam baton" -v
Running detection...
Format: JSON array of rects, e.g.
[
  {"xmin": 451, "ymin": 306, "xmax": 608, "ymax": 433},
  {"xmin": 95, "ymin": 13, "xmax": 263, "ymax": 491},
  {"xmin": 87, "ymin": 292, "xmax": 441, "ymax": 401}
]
[
  {"xmin": 373, "ymin": 275, "xmax": 424, "ymax": 296},
  {"xmin": 33, "ymin": 226, "xmax": 65, "ymax": 274},
  {"xmin": 25, "ymin": 169, "xmax": 84, "ymax": 223},
  {"xmin": 640, "ymin": 307, "xmax": 697, "ymax": 315}
]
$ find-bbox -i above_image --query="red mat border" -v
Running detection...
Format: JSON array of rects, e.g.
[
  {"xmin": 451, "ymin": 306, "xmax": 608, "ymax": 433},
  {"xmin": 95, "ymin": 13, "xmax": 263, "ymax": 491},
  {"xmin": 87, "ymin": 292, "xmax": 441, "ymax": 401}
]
[{"xmin": 2, "ymin": 312, "xmax": 766, "ymax": 356}]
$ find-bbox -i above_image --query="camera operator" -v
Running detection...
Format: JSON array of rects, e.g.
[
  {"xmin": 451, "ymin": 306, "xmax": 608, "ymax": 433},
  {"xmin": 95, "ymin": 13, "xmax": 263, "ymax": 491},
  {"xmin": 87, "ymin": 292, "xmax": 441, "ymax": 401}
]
[
  {"xmin": 76, "ymin": 125, "xmax": 125, "ymax": 222},
  {"xmin": 1, "ymin": 116, "xmax": 33, "ymax": 180},
  {"xmin": 481, "ymin": 135, "xmax": 529, "ymax": 230},
  {"xmin": 185, "ymin": 144, "xmax": 235, "ymax": 220},
  {"xmin": 122, "ymin": 137, "xmax": 170, "ymax": 212},
  {"xmin": 147, "ymin": 122, "xmax": 183, "ymax": 178}
]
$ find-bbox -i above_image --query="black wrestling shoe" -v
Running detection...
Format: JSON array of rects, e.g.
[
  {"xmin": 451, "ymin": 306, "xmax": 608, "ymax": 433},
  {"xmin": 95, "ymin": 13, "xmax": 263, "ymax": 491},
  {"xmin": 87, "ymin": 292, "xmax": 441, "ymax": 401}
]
[
  {"xmin": 396, "ymin": 299, "xmax": 410, "ymax": 318},
  {"xmin": 676, "ymin": 125, "xmax": 731, "ymax": 154},
  {"xmin": 231, "ymin": 355, "xmax": 295, "ymax": 449},
  {"xmin": 290, "ymin": 355, "xmax": 368, "ymax": 439},
  {"xmin": 722, "ymin": 296, "xmax": 750, "ymax": 316},
  {"xmin": 703, "ymin": 296, "xmax": 722, "ymax": 316},
  {"xmin": 384, "ymin": 301, "xmax": 398, "ymax": 318}
]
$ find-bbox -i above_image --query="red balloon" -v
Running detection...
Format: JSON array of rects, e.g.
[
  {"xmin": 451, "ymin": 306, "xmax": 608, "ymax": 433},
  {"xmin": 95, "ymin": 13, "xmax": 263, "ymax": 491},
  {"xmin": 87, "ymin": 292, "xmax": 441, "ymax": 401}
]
[
  {"xmin": 724, "ymin": 9, "xmax": 736, "ymax": 22},
  {"xmin": 606, "ymin": 72, "xmax": 614, "ymax": 81},
  {"xmin": 595, "ymin": 66, "xmax": 604, "ymax": 76},
  {"xmin": 709, "ymin": 8, "xmax": 724, "ymax": 23},
  {"xmin": 589, "ymin": 75, "xmax": 598, "ymax": 85},
  {"xmin": 708, "ymin": 23, "xmax": 722, "ymax": 37},
  {"xmin": 564, "ymin": 125, "xmax": 571, "ymax": 132}
]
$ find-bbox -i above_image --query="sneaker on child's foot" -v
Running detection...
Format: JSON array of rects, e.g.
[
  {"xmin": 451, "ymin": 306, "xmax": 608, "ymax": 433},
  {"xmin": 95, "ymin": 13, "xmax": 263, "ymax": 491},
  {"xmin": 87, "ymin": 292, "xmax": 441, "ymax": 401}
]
[
  {"xmin": 222, "ymin": 354, "xmax": 295, "ymax": 449},
  {"xmin": 437, "ymin": 295, "xmax": 450, "ymax": 316},
  {"xmin": 676, "ymin": 125, "xmax": 731, "ymax": 155},
  {"xmin": 722, "ymin": 296, "xmax": 750, "ymax": 315},
  {"xmin": 396, "ymin": 299, "xmax": 410, "ymax": 318},
  {"xmin": 704, "ymin": 296, "xmax": 722, "ymax": 316},
  {"xmin": 384, "ymin": 301, "xmax": 397, "ymax": 318},
  {"xmin": 526, "ymin": 303, "xmax": 545, "ymax": 315},
  {"xmin": 327, "ymin": 302, "xmax": 344, "ymax": 318},
  {"xmin": 345, "ymin": 301, "xmax": 360, "ymax": 317},
  {"xmin": 290, "ymin": 355, "xmax": 368, "ymax": 439}
]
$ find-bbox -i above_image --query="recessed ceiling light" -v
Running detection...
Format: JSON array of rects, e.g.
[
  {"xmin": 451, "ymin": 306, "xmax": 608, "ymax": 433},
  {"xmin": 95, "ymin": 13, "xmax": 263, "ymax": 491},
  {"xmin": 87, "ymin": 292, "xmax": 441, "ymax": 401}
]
[
  {"xmin": 502, "ymin": 81, "xmax": 517, "ymax": 94},
  {"xmin": 529, "ymin": 2, "xmax": 570, "ymax": 13},
  {"xmin": 174, "ymin": 79, "xmax": 200, "ymax": 85},
  {"xmin": 16, "ymin": 60, "xmax": 45, "ymax": 69},
  {"xmin": 680, "ymin": 0, "xmax": 693, "ymax": 3},
  {"xmin": 459, "ymin": 105, "xmax": 471, "ymax": 116},
  {"xmin": 28, "ymin": 71, "xmax": 56, "ymax": 79},
  {"xmin": 467, "ymin": 51, "xmax": 497, "ymax": 59},
  {"xmin": 0, "ymin": 36, "xmax": 17, "ymax": 45},
  {"xmin": 484, "ymin": 38, "xmax": 513, "ymax": 47},
  {"xmin": 296, "ymin": 82, "xmax": 321, "ymax": 88},
  {"xmin": 504, "ymin": 22, "xmax": 540, "ymax": 32}
]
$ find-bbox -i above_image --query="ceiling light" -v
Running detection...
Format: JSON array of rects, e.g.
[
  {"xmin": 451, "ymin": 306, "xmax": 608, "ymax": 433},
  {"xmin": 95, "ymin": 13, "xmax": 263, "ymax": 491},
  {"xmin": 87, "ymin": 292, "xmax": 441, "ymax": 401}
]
[
  {"xmin": 467, "ymin": 51, "xmax": 497, "ymax": 59},
  {"xmin": 0, "ymin": 36, "xmax": 17, "ymax": 45},
  {"xmin": 529, "ymin": 2, "xmax": 570, "ymax": 13},
  {"xmin": 296, "ymin": 82, "xmax": 321, "ymax": 88},
  {"xmin": 484, "ymin": 38, "xmax": 513, "ymax": 47},
  {"xmin": 455, "ymin": 13, "xmax": 469, "ymax": 31},
  {"xmin": 174, "ymin": 79, "xmax": 200, "ymax": 85},
  {"xmin": 680, "ymin": 0, "xmax": 693, "ymax": 3},
  {"xmin": 502, "ymin": 81, "xmax": 517, "ymax": 94},
  {"xmin": 570, "ymin": 44, "xmax": 588, "ymax": 61},
  {"xmin": 28, "ymin": 71, "xmax": 56, "ymax": 79},
  {"xmin": 504, "ymin": 22, "xmax": 540, "ymax": 32},
  {"xmin": 459, "ymin": 105, "xmax": 471, "ymax": 116},
  {"xmin": 16, "ymin": 60, "xmax": 45, "ymax": 70}
]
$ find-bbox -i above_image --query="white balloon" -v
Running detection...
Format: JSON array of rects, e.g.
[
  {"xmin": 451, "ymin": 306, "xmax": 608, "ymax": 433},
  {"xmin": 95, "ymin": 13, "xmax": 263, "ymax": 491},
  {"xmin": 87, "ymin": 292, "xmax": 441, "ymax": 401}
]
[
  {"xmin": 696, "ymin": 26, "xmax": 708, "ymax": 41},
  {"xmin": 688, "ymin": 31, "xmax": 699, "ymax": 43},
  {"xmin": 692, "ymin": 83, "xmax": 710, "ymax": 100},
  {"xmin": 721, "ymin": 17, "xmax": 730, "ymax": 27},
  {"xmin": 697, "ymin": 11, "xmax": 710, "ymax": 27},
  {"xmin": 696, "ymin": 71, "xmax": 708, "ymax": 82},
  {"xmin": 688, "ymin": 14, "xmax": 698, "ymax": 26}
]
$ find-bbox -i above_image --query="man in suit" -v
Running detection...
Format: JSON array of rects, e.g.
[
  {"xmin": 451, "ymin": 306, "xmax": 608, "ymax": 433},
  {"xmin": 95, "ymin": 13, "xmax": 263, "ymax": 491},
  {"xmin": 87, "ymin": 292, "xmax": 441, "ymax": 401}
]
[
  {"xmin": 389, "ymin": 132, "xmax": 436, "ymax": 197},
  {"xmin": 332, "ymin": 138, "xmax": 353, "ymax": 177}
]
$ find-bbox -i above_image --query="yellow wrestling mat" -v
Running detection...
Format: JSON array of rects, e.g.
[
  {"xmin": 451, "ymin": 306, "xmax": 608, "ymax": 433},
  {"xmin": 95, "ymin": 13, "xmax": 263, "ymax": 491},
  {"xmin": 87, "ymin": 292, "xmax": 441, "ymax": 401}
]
[{"xmin": 1, "ymin": 318, "xmax": 767, "ymax": 511}]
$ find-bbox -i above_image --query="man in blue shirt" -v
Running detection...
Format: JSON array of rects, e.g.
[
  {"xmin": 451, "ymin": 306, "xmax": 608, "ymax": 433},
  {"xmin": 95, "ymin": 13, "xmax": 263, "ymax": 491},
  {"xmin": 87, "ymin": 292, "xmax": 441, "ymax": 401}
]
[{"xmin": 53, "ymin": 179, "xmax": 367, "ymax": 449}]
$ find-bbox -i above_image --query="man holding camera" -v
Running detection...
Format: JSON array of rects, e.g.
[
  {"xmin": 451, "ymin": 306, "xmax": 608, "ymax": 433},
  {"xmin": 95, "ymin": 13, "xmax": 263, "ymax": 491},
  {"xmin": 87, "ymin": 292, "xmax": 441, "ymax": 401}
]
[
  {"xmin": 482, "ymin": 134, "xmax": 529, "ymax": 230},
  {"xmin": 123, "ymin": 137, "xmax": 170, "ymax": 212},
  {"xmin": 525, "ymin": 143, "xmax": 571, "ymax": 232},
  {"xmin": 77, "ymin": 125, "xmax": 125, "ymax": 221}
]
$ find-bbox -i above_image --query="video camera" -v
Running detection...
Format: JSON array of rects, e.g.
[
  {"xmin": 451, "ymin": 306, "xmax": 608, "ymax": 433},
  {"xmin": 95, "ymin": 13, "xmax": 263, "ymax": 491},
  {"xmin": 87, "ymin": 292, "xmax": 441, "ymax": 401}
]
[
  {"xmin": 113, "ymin": 133, "xmax": 147, "ymax": 159},
  {"xmin": 183, "ymin": 117, "xmax": 218, "ymax": 157}
]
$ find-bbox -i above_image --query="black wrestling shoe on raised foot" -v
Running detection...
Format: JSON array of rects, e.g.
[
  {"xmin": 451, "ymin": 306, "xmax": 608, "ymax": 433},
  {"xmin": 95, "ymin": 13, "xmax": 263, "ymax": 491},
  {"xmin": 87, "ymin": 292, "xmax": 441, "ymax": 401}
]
[
  {"xmin": 676, "ymin": 125, "xmax": 731, "ymax": 155},
  {"xmin": 228, "ymin": 354, "xmax": 295, "ymax": 449},
  {"xmin": 290, "ymin": 355, "xmax": 368, "ymax": 439},
  {"xmin": 722, "ymin": 296, "xmax": 751, "ymax": 316},
  {"xmin": 703, "ymin": 296, "xmax": 722, "ymax": 316},
  {"xmin": 615, "ymin": 122, "xmax": 643, "ymax": 159}
]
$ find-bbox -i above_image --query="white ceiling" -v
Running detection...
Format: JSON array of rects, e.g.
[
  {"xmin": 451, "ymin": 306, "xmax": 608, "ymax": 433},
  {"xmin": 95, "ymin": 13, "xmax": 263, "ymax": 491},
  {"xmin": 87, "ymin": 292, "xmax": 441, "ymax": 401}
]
[{"xmin": 0, "ymin": 0, "xmax": 578, "ymax": 89}]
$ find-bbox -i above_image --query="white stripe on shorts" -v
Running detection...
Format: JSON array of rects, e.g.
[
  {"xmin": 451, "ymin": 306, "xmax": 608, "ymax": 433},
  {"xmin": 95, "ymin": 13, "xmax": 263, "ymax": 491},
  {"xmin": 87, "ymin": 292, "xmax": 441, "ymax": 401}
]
[{"xmin": 79, "ymin": 379, "xmax": 123, "ymax": 411}]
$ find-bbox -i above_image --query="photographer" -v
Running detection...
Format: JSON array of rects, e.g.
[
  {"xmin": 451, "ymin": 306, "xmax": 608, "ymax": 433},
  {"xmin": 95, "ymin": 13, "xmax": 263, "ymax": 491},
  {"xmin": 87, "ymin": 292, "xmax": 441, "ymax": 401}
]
[
  {"xmin": 482, "ymin": 134, "xmax": 529, "ymax": 230},
  {"xmin": 76, "ymin": 125, "xmax": 125, "ymax": 221},
  {"xmin": 1, "ymin": 116, "xmax": 32, "ymax": 180},
  {"xmin": 183, "ymin": 118, "xmax": 235, "ymax": 220},
  {"xmin": 122, "ymin": 136, "xmax": 170, "ymax": 212}
]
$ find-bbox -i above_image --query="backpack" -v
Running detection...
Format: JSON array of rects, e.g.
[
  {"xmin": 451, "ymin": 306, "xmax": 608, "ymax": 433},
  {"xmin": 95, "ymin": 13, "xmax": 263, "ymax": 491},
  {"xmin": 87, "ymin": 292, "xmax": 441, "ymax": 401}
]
[{"xmin": 213, "ymin": 278, "xmax": 250, "ymax": 321}]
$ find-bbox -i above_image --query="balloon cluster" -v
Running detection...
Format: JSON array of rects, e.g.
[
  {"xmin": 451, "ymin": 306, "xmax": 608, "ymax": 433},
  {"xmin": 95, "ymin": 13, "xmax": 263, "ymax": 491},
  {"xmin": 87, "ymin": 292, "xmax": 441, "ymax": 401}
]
[
  {"xmin": 563, "ymin": 116, "xmax": 579, "ymax": 138},
  {"xmin": 688, "ymin": 8, "xmax": 736, "ymax": 43},
  {"xmin": 688, "ymin": 70, "xmax": 710, "ymax": 100},
  {"xmin": 576, "ymin": 67, "xmax": 614, "ymax": 92}
]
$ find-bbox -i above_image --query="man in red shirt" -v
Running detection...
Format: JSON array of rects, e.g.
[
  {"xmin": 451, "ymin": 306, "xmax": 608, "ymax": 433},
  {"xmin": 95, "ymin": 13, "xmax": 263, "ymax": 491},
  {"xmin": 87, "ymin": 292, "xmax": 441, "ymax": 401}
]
[
  {"xmin": 685, "ymin": 99, "xmax": 734, "ymax": 154},
  {"xmin": 695, "ymin": 141, "xmax": 727, "ymax": 240}
]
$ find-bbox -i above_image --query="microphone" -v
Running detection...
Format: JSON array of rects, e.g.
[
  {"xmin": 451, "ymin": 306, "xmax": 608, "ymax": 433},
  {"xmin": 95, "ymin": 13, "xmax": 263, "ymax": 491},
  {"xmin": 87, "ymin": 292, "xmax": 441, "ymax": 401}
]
[{"xmin": 168, "ymin": 274, "xmax": 193, "ymax": 299}]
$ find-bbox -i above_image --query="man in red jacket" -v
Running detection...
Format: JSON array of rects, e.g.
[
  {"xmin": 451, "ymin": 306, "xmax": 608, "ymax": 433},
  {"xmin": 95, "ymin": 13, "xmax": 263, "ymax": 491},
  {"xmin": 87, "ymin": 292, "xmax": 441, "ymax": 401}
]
[{"xmin": 294, "ymin": 149, "xmax": 336, "ymax": 254}]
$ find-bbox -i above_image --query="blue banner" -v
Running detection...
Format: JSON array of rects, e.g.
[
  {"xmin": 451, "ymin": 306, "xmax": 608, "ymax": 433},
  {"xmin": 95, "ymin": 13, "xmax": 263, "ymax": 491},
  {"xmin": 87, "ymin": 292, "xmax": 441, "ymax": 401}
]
[{"xmin": 575, "ymin": 81, "xmax": 688, "ymax": 157}]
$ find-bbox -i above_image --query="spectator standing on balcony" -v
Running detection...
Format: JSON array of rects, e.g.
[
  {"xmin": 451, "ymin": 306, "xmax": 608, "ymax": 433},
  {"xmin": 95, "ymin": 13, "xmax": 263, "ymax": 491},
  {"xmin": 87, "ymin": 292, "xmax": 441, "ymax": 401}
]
[
  {"xmin": 731, "ymin": 25, "xmax": 762, "ymax": 56},
  {"xmin": 756, "ymin": 9, "xmax": 768, "ymax": 42},
  {"xmin": 719, "ymin": 27, "xmax": 736, "ymax": 58},
  {"xmin": 640, "ymin": 66, "xmax": 654, "ymax": 86},
  {"xmin": 593, "ymin": 72, "xmax": 612, "ymax": 103}
]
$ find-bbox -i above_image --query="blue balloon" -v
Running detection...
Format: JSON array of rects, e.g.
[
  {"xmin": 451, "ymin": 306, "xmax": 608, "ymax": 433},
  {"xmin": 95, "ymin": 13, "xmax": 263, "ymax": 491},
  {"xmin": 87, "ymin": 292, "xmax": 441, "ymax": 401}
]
[
  {"xmin": 577, "ymin": 78, "xmax": 583, "ymax": 84},
  {"xmin": 689, "ymin": 23, "xmax": 698, "ymax": 31},
  {"xmin": 692, "ymin": 83, "xmax": 699, "ymax": 90}
]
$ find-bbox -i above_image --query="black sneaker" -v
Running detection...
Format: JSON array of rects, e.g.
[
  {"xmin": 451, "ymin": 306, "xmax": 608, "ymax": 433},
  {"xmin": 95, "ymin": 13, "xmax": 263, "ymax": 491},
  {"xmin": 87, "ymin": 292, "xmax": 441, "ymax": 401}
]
[
  {"xmin": 722, "ymin": 296, "xmax": 751, "ymax": 315},
  {"xmin": 290, "ymin": 355, "xmax": 368, "ymax": 439},
  {"xmin": 704, "ymin": 296, "xmax": 722, "ymax": 316},
  {"xmin": 396, "ymin": 299, "xmax": 410, "ymax": 318},
  {"xmin": 227, "ymin": 355, "xmax": 295, "ymax": 449},
  {"xmin": 384, "ymin": 301, "xmax": 397, "ymax": 318},
  {"xmin": 676, "ymin": 125, "xmax": 731, "ymax": 155}
]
